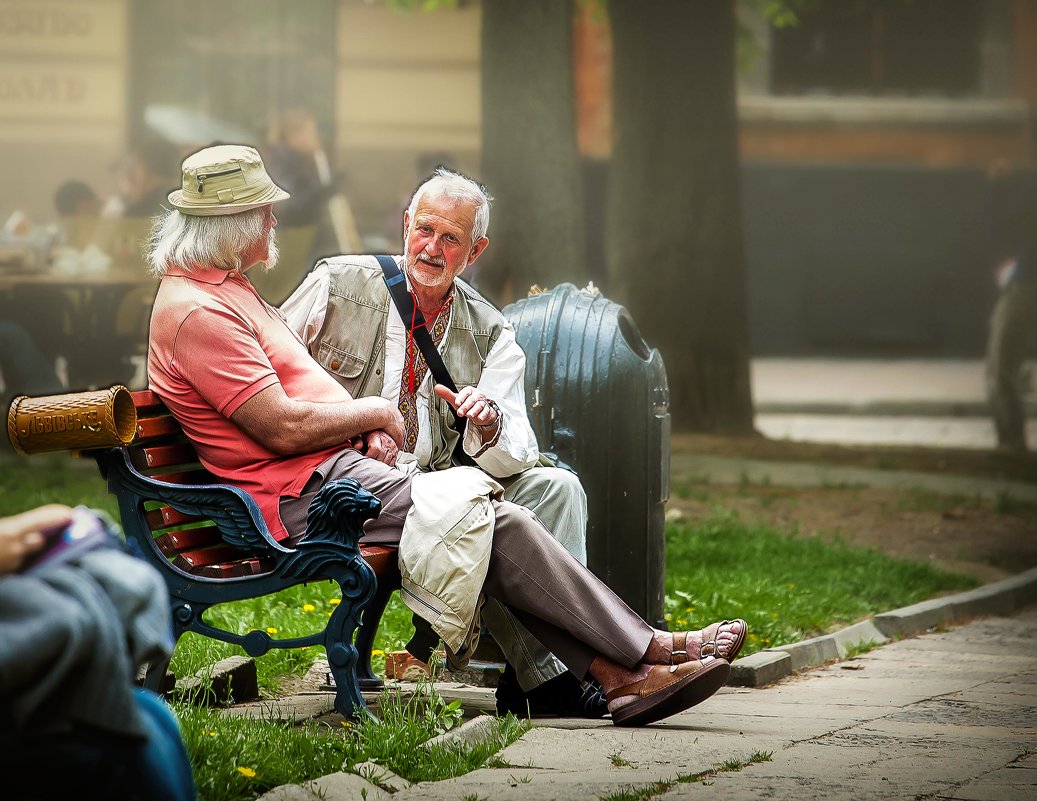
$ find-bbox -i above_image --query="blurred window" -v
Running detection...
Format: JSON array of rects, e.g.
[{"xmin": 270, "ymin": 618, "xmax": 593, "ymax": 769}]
[{"xmin": 770, "ymin": 0, "xmax": 983, "ymax": 97}]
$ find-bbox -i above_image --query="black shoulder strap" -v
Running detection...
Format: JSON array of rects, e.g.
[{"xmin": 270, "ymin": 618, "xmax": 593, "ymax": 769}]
[
  {"xmin": 375, "ymin": 255, "xmax": 475, "ymax": 465},
  {"xmin": 375, "ymin": 255, "xmax": 458, "ymax": 393}
]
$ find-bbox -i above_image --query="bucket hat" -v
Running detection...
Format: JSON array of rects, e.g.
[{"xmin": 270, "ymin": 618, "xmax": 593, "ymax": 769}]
[{"xmin": 167, "ymin": 144, "xmax": 289, "ymax": 216}]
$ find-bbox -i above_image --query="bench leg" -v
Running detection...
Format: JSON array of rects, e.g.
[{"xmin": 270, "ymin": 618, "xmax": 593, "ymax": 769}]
[
  {"xmin": 354, "ymin": 579, "xmax": 396, "ymax": 690},
  {"xmin": 324, "ymin": 594, "xmax": 376, "ymax": 722}
]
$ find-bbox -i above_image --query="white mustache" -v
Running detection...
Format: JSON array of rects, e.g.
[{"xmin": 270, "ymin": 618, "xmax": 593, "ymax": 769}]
[{"xmin": 418, "ymin": 251, "xmax": 446, "ymax": 267}]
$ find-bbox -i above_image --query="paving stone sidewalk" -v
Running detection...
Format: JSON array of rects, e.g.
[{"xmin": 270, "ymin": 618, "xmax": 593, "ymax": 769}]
[{"xmin": 390, "ymin": 603, "xmax": 1037, "ymax": 801}]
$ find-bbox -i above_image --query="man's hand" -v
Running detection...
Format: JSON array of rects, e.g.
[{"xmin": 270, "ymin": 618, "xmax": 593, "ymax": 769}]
[
  {"xmin": 434, "ymin": 384, "xmax": 500, "ymax": 430},
  {"xmin": 360, "ymin": 429, "xmax": 400, "ymax": 466},
  {"xmin": 372, "ymin": 397, "xmax": 406, "ymax": 447}
]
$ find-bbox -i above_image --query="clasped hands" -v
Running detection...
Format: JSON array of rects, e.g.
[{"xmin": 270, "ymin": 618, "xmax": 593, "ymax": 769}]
[{"xmin": 352, "ymin": 386, "xmax": 501, "ymax": 466}]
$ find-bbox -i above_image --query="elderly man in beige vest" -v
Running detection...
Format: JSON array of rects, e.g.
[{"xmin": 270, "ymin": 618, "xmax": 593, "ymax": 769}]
[{"xmin": 281, "ymin": 168, "xmax": 605, "ymax": 716}]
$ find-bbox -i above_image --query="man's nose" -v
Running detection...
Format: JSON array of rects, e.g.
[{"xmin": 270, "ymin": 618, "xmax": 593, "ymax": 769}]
[{"xmin": 424, "ymin": 235, "xmax": 442, "ymax": 255}]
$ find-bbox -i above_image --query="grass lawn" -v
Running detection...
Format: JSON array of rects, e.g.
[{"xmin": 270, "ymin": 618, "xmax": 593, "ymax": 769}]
[{"xmin": 664, "ymin": 509, "xmax": 978, "ymax": 653}]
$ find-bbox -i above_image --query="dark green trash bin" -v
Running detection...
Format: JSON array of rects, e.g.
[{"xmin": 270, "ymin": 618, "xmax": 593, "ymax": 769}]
[{"xmin": 503, "ymin": 283, "xmax": 670, "ymax": 628}]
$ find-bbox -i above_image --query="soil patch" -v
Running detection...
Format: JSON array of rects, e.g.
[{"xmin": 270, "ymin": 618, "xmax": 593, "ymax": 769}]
[{"xmin": 668, "ymin": 433, "xmax": 1037, "ymax": 585}]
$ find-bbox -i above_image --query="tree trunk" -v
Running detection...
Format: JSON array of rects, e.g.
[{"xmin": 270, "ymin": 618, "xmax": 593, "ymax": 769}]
[
  {"xmin": 478, "ymin": 0, "xmax": 586, "ymax": 306},
  {"xmin": 607, "ymin": 0, "xmax": 755, "ymax": 434}
]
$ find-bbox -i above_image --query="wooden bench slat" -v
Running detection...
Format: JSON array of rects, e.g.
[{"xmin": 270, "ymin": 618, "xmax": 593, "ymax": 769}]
[
  {"xmin": 154, "ymin": 528, "xmax": 223, "ymax": 556},
  {"xmin": 196, "ymin": 558, "xmax": 274, "ymax": 579},
  {"xmin": 143, "ymin": 443, "xmax": 199, "ymax": 469},
  {"xmin": 150, "ymin": 469, "xmax": 214, "ymax": 485},
  {"xmin": 135, "ymin": 415, "xmax": 183, "ymax": 440},
  {"xmin": 146, "ymin": 506, "xmax": 204, "ymax": 530},
  {"xmin": 172, "ymin": 544, "xmax": 251, "ymax": 570},
  {"xmin": 131, "ymin": 389, "xmax": 165, "ymax": 412},
  {"xmin": 361, "ymin": 545, "xmax": 399, "ymax": 576}
]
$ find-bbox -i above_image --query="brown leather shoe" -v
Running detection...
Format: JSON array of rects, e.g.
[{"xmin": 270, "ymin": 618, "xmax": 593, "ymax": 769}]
[{"xmin": 607, "ymin": 656, "xmax": 730, "ymax": 727}]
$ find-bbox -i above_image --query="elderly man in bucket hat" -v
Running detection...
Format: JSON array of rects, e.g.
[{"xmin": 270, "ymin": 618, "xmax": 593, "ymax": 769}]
[{"xmin": 144, "ymin": 143, "xmax": 748, "ymax": 728}]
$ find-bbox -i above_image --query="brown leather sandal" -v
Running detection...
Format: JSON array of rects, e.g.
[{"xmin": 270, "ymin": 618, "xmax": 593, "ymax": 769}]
[
  {"xmin": 606, "ymin": 656, "xmax": 731, "ymax": 727},
  {"xmin": 672, "ymin": 619, "xmax": 748, "ymax": 665}
]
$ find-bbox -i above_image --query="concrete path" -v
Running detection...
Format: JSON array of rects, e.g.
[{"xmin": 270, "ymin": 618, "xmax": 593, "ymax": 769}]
[
  {"xmin": 390, "ymin": 605, "xmax": 1037, "ymax": 801},
  {"xmin": 749, "ymin": 357, "xmax": 1037, "ymax": 450}
]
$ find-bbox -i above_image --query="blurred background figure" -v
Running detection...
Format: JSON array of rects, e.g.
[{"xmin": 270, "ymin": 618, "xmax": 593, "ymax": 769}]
[
  {"xmin": 984, "ymin": 159, "xmax": 1037, "ymax": 452},
  {"xmin": 257, "ymin": 107, "xmax": 363, "ymax": 303},
  {"xmin": 265, "ymin": 108, "xmax": 335, "ymax": 233},
  {"xmin": 52, "ymin": 180, "xmax": 104, "ymax": 258},
  {"xmin": 53, "ymin": 180, "xmax": 102, "ymax": 220},
  {"xmin": 265, "ymin": 107, "xmax": 362, "ymax": 256},
  {"xmin": 102, "ymin": 137, "xmax": 180, "ymax": 220},
  {"xmin": 86, "ymin": 137, "xmax": 180, "ymax": 387}
]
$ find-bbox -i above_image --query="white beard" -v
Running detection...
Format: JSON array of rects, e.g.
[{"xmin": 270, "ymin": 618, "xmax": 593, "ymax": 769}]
[{"xmin": 260, "ymin": 230, "xmax": 280, "ymax": 271}]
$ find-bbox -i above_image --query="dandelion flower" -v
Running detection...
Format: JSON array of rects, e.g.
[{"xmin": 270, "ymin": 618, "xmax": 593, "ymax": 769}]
[
  {"xmin": 329, "ymin": 598, "xmax": 341, "ymax": 607},
  {"xmin": 371, "ymin": 649, "xmax": 384, "ymax": 657},
  {"xmin": 266, "ymin": 627, "xmax": 278, "ymax": 635},
  {"xmin": 236, "ymin": 767, "xmax": 256, "ymax": 779},
  {"xmin": 302, "ymin": 603, "xmax": 316, "ymax": 613}
]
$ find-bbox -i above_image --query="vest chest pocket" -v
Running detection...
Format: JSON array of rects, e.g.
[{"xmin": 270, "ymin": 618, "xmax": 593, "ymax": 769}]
[{"xmin": 317, "ymin": 343, "xmax": 367, "ymax": 385}]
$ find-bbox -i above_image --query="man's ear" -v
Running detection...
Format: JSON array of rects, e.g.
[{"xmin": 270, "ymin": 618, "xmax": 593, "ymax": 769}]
[
  {"xmin": 466, "ymin": 236, "xmax": 490, "ymax": 267},
  {"xmin": 402, "ymin": 210, "xmax": 410, "ymax": 242}
]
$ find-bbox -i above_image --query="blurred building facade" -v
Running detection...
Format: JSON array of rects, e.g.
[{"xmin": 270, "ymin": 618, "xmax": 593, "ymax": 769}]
[{"xmin": 1, "ymin": 0, "xmax": 1034, "ymax": 356}]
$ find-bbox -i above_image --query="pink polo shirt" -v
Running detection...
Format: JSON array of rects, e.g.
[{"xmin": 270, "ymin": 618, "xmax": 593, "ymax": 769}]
[{"xmin": 147, "ymin": 263, "xmax": 349, "ymax": 539}]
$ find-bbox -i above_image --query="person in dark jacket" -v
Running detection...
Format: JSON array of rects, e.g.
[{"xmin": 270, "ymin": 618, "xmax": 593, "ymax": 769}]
[{"xmin": 0, "ymin": 504, "xmax": 196, "ymax": 801}]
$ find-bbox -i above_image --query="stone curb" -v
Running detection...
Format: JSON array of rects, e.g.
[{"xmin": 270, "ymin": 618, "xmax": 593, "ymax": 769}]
[{"xmin": 729, "ymin": 566, "xmax": 1037, "ymax": 687}]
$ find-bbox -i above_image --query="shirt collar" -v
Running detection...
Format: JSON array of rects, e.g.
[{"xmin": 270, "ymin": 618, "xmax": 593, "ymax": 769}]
[{"xmin": 165, "ymin": 263, "xmax": 238, "ymax": 286}]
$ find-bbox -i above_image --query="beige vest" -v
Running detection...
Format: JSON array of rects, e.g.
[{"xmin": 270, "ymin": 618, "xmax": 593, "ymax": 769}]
[{"xmin": 310, "ymin": 255, "xmax": 506, "ymax": 470}]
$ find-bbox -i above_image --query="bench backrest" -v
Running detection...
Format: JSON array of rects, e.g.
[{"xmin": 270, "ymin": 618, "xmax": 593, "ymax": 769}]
[
  {"xmin": 117, "ymin": 389, "xmax": 397, "ymax": 580},
  {"xmin": 121, "ymin": 389, "xmax": 278, "ymax": 578}
]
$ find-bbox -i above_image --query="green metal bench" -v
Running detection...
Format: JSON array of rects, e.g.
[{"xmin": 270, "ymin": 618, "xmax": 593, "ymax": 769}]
[{"xmin": 95, "ymin": 389, "xmax": 400, "ymax": 720}]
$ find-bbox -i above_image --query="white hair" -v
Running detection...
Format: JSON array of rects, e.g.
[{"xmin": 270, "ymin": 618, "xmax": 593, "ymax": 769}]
[
  {"xmin": 145, "ymin": 207, "xmax": 277, "ymax": 276},
  {"xmin": 406, "ymin": 167, "xmax": 492, "ymax": 242}
]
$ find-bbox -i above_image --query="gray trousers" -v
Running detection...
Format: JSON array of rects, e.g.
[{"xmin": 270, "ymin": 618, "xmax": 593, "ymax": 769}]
[
  {"xmin": 986, "ymin": 281, "xmax": 1037, "ymax": 450},
  {"xmin": 280, "ymin": 450, "xmax": 651, "ymax": 679},
  {"xmin": 485, "ymin": 466, "xmax": 588, "ymax": 690}
]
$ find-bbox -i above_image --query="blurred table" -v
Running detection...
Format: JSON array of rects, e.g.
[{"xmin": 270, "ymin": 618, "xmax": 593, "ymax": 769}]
[{"xmin": 0, "ymin": 263, "xmax": 157, "ymax": 389}]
